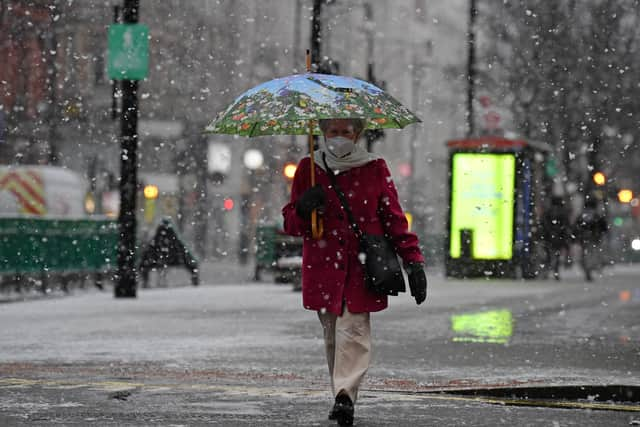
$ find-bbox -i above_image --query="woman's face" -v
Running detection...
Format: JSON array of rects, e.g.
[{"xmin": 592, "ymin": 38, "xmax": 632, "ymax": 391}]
[{"xmin": 323, "ymin": 119, "xmax": 359, "ymax": 142}]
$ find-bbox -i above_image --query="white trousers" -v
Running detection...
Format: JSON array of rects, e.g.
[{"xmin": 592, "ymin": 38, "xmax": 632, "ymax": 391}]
[{"xmin": 317, "ymin": 308, "xmax": 371, "ymax": 403}]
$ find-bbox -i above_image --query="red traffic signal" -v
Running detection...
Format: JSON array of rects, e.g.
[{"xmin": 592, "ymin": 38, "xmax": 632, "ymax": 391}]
[{"xmin": 223, "ymin": 198, "xmax": 234, "ymax": 211}]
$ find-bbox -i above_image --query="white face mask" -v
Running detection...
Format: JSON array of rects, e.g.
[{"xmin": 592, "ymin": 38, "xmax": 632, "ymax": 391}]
[{"xmin": 325, "ymin": 136, "xmax": 355, "ymax": 158}]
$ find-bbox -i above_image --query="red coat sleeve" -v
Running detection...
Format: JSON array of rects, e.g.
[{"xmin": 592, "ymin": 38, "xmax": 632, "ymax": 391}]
[
  {"xmin": 282, "ymin": 157, "xmax": 312, "ymax": 237},
  {"xmin": 376, "ymin": 159, "xmax": 424, "ymax": 265}
]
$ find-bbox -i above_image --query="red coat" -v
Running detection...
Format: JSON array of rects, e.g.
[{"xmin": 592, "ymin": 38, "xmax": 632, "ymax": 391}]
[{"xmin": 282, "ymin": 157, "xmax": 424, "ymax": 315}]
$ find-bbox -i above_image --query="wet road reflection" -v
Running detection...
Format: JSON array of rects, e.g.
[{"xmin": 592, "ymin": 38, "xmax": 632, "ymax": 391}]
[{"xmin": 451, "ymin": 309, "xmax": 513, "ymax": 344}]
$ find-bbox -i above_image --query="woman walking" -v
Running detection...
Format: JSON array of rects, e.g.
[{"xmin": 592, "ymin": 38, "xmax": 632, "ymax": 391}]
[{"xmin": 282, "ymin": 118, "xmax": 427, "ymax": 426}]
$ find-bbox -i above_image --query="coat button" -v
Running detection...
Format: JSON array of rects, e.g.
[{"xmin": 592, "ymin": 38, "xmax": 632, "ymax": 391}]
[{"xmin": 338, "ymin": 239, "xmax": 345, "ymax": 246}]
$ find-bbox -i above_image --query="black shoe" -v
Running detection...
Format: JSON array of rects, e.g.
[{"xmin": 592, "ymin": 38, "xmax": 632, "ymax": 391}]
[
  {"xmin": 332, "ymin": 394, "xmax": 354, "ymax": 426},
  {"xmin": 328, "ymin": 405, "xmax": 337, "ymax": 420},
  {"xmin": 328, "ymin": 398, "xmax": 342, "ymax": 420}
]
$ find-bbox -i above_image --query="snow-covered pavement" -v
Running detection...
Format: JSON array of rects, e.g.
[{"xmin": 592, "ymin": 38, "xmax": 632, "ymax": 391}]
[{"xmin": 1, "ymin": 263, "xmax": 639, "ymax": 425}]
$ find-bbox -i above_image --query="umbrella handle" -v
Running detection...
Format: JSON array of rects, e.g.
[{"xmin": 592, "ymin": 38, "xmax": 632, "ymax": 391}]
[
  {"xmin": 306, "ymin": 49, "xmax": 323, "ymax": 240},
  {"xmin": 309, "ymin": 142, "xmax": 323, "ymax": 239},
  {"xmin": 309, "ymin": 130, "xmax": 323, "ymax": 239},
  {"xmin": 306, "ymin": 49, "xmax": 324, "ymax": 240},
  {"xmin": 311, "ymin": 210, "xmax": 323, "ymax": 239}
]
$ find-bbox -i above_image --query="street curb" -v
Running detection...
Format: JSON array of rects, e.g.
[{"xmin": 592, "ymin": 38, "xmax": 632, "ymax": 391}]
[
  {"xmin": 441, "ymin": 384, "xmax": 640, "ymax": 402},
  {"xmin": 3, "ymin": 376, "xmax": 640, "ymax": 414},
  {"xmin": 403, "ymin": 384, "xmax": 640, "ymax": 413}
]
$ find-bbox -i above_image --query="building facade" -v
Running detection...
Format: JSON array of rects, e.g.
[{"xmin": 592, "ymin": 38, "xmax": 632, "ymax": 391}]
[{"xmin": 1, "ymin": 0, "xmax": 470, "ymax": 262}]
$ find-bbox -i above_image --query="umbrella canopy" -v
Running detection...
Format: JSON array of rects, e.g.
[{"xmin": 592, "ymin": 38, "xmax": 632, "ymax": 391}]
[{"xmin": 205, "ymin": 72, "xmax": 420, "ymax": 137}]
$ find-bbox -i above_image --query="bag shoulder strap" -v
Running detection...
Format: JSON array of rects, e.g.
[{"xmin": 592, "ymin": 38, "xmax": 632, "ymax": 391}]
[{"xmin": 322, "ymin": 154, "xmax": 363, "ymax": 240}]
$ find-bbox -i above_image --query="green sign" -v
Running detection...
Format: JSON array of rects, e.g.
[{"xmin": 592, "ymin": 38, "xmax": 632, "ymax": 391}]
[
  {"xmin": 107, "ymin": 23, "xmax": 149, "ymax": 80},
  {"xmin": 449, "ymin": 153, "xmax": 516, "ymax": 260}
]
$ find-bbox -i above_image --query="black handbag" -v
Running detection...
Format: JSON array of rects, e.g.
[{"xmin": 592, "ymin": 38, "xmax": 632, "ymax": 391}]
[{"xmin": 322, "ymin": 155, "xmax": 406, "ymax": 296}]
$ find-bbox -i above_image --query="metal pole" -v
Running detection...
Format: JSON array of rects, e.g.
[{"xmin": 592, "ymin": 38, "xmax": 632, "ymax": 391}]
[
  {"xmin": 409, "ymin": 50, "xmax": 419, "ymax": 214},
  {"xmin": 585, "ymin": 134, "xmax": 601, "ymax": 195},
  {"xmin": 364, "ymin": 3, "xmax": 374, "ymax": 75},
  {"xmin": 116, "ymin": 0, "xmax": 139, "ymax": 298},
  {"xmin": 288, "ymin": 0, "xmax": 301, "ymax": 158},
  {"xmin": 194, "ymin": 132, "xmax": 208, "ymax": 259},
  {"xmin": 466, "ymin": 0, "xmax": 477, "ymax": 137},
  {"xmin": 309, "ymin": 1, "xmax": 322, "ymax": 157},
  {"xmin": 111, "ymin": 6, "xmax": 120, "ymax": 120},
  {"xmin": 46, "ymin": 2, "xmax": 59, "ymax": 165},
  {"xmin": 311, "ymin": 0, "xmax": 322, "ymax": 71},
  {"xmin": 293, "ymin": 0, "xmax": 301, "ymax": 70}
]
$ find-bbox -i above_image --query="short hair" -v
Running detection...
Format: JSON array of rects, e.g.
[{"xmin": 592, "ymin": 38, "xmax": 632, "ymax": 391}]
[{"xmin": 318, "ymin": 118, "xmax": 366, "ymax": 135}]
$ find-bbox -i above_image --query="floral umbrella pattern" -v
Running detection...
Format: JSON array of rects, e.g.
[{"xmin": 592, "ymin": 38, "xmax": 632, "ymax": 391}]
[{"xmin": 205, "ymin": 73, "xmax": 421, "ymax": 136}]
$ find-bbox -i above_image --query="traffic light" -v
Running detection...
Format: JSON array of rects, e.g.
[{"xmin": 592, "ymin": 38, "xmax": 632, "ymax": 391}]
[
  {"xmin": 143, "ymin": 184, "xmax": 159, "ymax": 199},
  {"xmin": 618, "ymin": 189, "xmax": 633, "ymax": 204},
  {"xmin": 545, "ymin": 157, "xmax": 558, "ymax": 177},
  {"xmin": 143, "ymin": 184, "xmax": 158, "ymax": 224},
  {"xmin": 592, "ymin": 171, "xmax": 606, "ymax": 186},
  {"xmin": 283, "ymin": 162, "xmax": 297, "ymax": 180}
]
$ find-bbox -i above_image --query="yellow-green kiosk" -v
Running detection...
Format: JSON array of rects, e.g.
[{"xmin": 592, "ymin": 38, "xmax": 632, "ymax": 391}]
[{"xmin": 445, "ymin": 136, "xmax": 552, "ymax": 279}]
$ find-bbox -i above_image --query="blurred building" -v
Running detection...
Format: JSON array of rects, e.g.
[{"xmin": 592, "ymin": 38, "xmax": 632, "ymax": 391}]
[
  {"xmin": 300, "ymin": 0, "xmax": 469, "ymax": 244},
  {"xmin": 1, "ymin": 1, "xmax": 59, "ymax": 164},
  {"xmin": 0, "ymin": 0, "xmax": 117, "ymax": 187},
  {"xmin": 1, "ymin": 0, "xmax": 470, "ymax": 260}
]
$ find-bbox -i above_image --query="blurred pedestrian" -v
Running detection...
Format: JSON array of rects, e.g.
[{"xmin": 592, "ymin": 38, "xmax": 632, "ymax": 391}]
[
  {"xmin": 543, "ymin": 196, "xmax": 571, "ymax": 280},
  {"xmin": 282, "ymin": 118, "xmax": 427, "ymax": 426},
  {"xmin": 574, "ymin": 197, "xmax": 608, "ymax": 281}
]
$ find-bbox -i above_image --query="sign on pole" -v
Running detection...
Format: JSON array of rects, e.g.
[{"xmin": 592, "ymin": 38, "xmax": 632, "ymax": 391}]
[{"xmin": 107, "ymin": 23, "xmax": 149, "ymax": 80}]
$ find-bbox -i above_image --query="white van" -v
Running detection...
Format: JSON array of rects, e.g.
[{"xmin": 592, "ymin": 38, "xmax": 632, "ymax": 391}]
[{"xmin": 0, "ymin": 165, "xmax": 88, "ymax": 217}]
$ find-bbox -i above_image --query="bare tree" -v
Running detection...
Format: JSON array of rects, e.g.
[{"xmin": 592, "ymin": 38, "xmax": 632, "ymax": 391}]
[{"xmin": 481, "ymin": 0, "xmax": 640, "ymax": 189}]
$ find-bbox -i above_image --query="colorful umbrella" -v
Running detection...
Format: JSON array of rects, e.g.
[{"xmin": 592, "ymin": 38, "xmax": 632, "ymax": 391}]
[
  {"xmin": 205, "ymin": 73, "xmax": 420, "ymax": 136},
  {"xmin": 205, "ymin": 53, "xmax": 420, "ymax": 238}
]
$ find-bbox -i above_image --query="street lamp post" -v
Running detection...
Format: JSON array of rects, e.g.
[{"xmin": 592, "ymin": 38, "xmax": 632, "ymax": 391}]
[
  {"xmin": 115, "ymin": 0, "xmax": 140, "ymax": 298},
  {"xmin": 46, "ymin": 0, "xmax": 60, "ymax": 165},
  {"xmin": 311, "ymin": 0, "xmax": 322, "ymax": 71}
]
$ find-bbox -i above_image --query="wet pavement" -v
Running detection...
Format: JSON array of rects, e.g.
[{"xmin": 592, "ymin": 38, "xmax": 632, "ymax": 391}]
[
  {"xmin": 2, "ymin": 379, "xmax": 638, "ymax": 427},
  {"xmin": 1, "ymin": 375, "xmax": 639, "ymax": 426},
  {"xmin": 1, "ymin": 264, "xmax": 639, "ymax": 425}
]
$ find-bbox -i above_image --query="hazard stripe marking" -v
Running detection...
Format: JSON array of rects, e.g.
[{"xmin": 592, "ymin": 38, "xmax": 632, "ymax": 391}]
[
  {"xmin": 4, "ymin": 181, "xmax": 45, "ymax": 214},
  {"xmin": 0, "ymin": 171, "xmax": 46, "ymax": 215},
  {"xmin": 26, "ymin": 169, "xmax": 44, "ymax": 186},
  {"xmin": 17, "ymin": 171, "xmax": 46, "ymax": 205}
]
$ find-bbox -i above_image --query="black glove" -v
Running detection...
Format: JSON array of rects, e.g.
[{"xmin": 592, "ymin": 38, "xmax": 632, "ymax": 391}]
[
  {"xmin": 295, "ymin": 184, "xmax": 326, "ymax": 220},
  {"xmin": 406, "ymin": 263, "xmax": 427, "ymax": 305}
]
